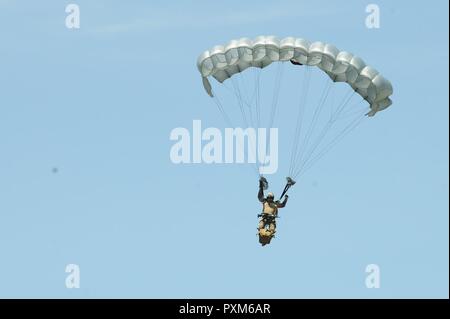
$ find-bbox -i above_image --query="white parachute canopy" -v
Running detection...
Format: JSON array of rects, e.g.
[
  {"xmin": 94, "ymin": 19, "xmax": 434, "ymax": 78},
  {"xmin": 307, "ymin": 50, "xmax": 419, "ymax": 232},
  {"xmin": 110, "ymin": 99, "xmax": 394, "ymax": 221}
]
[{"xmin": 197, "ymin": 36, "xmax": 393, "ymax": 179}]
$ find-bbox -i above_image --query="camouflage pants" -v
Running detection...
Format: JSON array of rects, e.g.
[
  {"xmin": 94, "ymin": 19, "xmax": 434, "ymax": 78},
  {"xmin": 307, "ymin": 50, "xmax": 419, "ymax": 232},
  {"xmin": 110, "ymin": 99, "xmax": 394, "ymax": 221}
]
[{"xmin": 258, "ymin": 218, "xmax": 276, "ymax": 236}]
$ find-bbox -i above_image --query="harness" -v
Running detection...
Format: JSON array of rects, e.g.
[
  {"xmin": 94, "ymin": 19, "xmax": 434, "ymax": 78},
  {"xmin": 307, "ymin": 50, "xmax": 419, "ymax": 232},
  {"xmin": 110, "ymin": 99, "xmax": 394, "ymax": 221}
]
[{"xmin": 257, "ymin": 213, "xmax": 278, "ymax": 226}]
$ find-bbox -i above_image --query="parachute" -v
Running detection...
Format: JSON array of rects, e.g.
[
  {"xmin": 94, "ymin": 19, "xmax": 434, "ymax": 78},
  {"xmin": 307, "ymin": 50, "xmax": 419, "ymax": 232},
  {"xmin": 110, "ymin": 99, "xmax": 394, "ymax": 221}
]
[{"xmin": 197, "ymin": 36, "xmax": 393, "ymax": 182}]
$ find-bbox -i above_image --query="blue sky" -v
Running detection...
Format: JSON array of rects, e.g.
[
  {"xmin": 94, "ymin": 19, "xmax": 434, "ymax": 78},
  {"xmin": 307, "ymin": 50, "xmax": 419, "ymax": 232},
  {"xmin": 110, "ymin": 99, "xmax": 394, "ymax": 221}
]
[{"xmin": 0, "ymin": 0, "xmax": 448, "ymax": 298}]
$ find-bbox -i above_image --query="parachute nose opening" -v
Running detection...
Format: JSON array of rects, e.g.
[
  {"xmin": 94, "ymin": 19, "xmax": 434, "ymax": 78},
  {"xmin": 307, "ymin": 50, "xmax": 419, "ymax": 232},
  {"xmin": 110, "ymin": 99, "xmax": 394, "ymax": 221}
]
[{"xmin": 290, "ymin": 59, "xmax": 303, "ymax": 66}]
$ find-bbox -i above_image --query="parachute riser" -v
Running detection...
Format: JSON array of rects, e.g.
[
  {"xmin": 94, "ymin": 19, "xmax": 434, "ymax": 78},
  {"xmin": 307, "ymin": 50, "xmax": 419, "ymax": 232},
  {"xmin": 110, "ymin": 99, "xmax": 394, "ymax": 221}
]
[{"xmin": 279, "ymin": 177, "xmax": 296, "ymax": 200}]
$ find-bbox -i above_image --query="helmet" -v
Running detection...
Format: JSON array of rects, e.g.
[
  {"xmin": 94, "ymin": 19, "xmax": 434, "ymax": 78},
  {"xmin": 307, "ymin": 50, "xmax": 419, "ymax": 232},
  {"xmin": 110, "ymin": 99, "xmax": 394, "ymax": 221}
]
[{"xmin": 267, "ymin": 192, "xmax": 274, "ymax": 199}]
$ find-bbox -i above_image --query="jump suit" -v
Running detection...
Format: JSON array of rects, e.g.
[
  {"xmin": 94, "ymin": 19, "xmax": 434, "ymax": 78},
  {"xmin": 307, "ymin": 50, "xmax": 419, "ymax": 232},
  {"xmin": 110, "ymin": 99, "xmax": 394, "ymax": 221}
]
[
  {"xmin": 257, "ymin": 184, "xmax": 288, "ymax": 238},
  {"xmin": 258, "ymin": 201, "xmax": 278, "ymax": 234}
]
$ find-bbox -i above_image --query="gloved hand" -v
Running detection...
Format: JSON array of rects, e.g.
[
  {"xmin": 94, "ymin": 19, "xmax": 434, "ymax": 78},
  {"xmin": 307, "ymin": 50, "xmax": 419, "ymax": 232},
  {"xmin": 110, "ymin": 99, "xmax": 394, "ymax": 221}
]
[{"xmin": 259, "ymin": 177, "xmax": 264, "ymax": 187}]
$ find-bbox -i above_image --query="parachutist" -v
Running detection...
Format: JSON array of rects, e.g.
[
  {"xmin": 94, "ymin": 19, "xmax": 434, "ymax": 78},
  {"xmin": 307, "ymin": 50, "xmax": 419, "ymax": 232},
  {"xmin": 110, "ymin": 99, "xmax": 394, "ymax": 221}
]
[{"xmin": 257, "ymin": 178, "xmax": 289, "ymax": 246}]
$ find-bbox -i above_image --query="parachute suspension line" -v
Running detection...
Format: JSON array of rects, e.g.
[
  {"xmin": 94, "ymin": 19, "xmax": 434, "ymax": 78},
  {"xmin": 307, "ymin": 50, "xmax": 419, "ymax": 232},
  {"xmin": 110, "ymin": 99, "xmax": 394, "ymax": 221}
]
[
  {"xmin": 231, "ymin": 78, "xmax": 250, "ymax": 128},
  {"xmin": 288, "ymin": 66, "xmax": 312, "ymax": 177},
  {"xmin": 213, "ymin": 86, "xmax": 260, "ymax": 177},
  {"xmin": 292, "ymin": 92, "xmax": 362, "ymax": 178},
  {"xmin": 212, "ymin": 95, "xmax": 234, "ymax": 128},
  {"xmin": 255, "ymin": 68, "xmax": 262, "ymax": 131},
  {"xmin": 288, "ymin": 66, "xmax": 310, "ymax": 176},
  {"xmin": 338, "ymin": 102, "xmax": 369, "ymax": 119},
  {"xmin": 293, "ymin": 79, "xmax": 333, "ymax": 176},
  {"xmin": 296, "ymin": 82, "xmax": 339, "ymax": 169},
  {"xmin": 268, "ymin": 62, "xmax": 284, "ymax": 129},
  {"xmin": 295, "ymin": 108, "xmax": 368, "ymax": 178},
  {"xmin": 237, "ymin": 69, "xmax": 259, "ymax": 130},
  {"xmin": 331, "ymin": 88, "xmax": 356, "ymax": 122},
  {"xmin": 237, "ymin": 75, "xmax": 256, "ymax": 131},
  {"xmin": 230, "ymin": 77, "xmax": 261, "ymax": 177},
  {"xmin": 293, "ymin": 105, "xmax": 368, "ymax": 178},
  {"xmin": 247, "ymin": 68, "xmax": 260, "ymax": 112},
  {"xmin": 329, "ymin": 86, "xmax": 350, "ymax": 118},
  {"xmin": 261, "ymin": 62, "xmax": 284, "ymax": 176},
  {"xmin": 294, "ymin": 86, "xmax": 355, "ymax": 176},
  {"xmin": 291, "ymin": 87, "xmax": 357, "ymax": 176},
  {"xmin": 222, "ymin": 80, "xmax": 254, "ymax": 111},
  {"xmin": 237, "ymin": 67, "xmax": 252, "ymax": 109},
  {"xmin": 295, "ymin": 102, "xmax": 337, "ymax": 176},
  {"xmin": 254, "ymin": 67, "xmax": 264, "ymax": 177}
]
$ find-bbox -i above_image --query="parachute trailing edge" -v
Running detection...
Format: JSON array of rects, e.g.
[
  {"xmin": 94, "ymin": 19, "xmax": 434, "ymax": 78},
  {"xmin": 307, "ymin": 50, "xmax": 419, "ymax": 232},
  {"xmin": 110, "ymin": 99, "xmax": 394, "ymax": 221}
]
[{"xmin": 197, "ymin": 36, "xmax": 393, "ymax": 116}]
